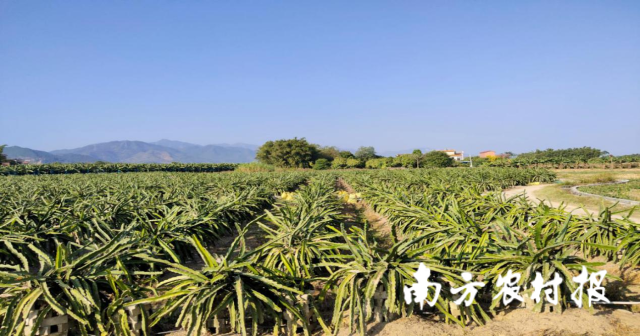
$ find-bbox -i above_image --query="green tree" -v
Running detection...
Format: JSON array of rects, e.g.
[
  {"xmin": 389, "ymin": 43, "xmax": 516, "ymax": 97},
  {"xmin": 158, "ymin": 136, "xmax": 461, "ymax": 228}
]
[
  {"xmin": 256, "ymin": 138, "xmax": 319, "ymax": 168},
  {"xmin": 331, "ymin": 157, "xmax": 348, "ymax": 169},
  {"xmin": 0, "ymin": 145, "xmax": 6, "ymax": 163},
  {"xmin": 412, "ymin": 149, "xmax": 423, "ymax": 168},
  {"xmin": 365, "ymin": 157, "xmax": 392, "ymax": 169},
  {"xmin": 346, "ymin": 158, "xmax": 364, "ymax": 168},
  {"xmin": 513, "ymin": 147, "xmax": 607, "ymax": 167},
  {"xmin": 338, "ymin": 151, "xmax": 355, "ymax": 159},
  {"xmin": 313, "ymin": 158, "xmax": 330, "ymax": 170},
  {"xmin": 355, "ymin": 146, "xmax": 376, "ymax": 160},
  {"xmin": 317, "ymin": 146, "xmax": 340, "ymax": 161},
  {"xmin": 422, "ymin": 150, "xmax": 454, "ymax": 167},
  {"xmin": 392, "ymin": 154, "xmax": 415, "ymax": 168}
]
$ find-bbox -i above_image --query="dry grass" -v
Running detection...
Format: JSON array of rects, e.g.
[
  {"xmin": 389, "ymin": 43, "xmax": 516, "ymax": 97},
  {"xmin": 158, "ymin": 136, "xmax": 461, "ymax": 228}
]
[
  {"xmin": 559, "ymin": 172, "xmax": 617, "ymax": 186},
  {"xmin": 535, "ymin": 184, "xmax": 638, "ymax": 214},
  {"xmin": 554, "ymin": 169, "xmax": 640, "ymax": 186},
  {"xmin": 535, "ymin": 169, "xmax": 640, "ymax": 217}
]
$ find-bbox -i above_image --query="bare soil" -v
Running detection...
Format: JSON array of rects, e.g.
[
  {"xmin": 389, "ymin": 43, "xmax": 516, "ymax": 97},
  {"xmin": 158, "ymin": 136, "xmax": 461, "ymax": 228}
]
[
  {"xmin": 167, "ymin": 307, "xmax": 640, "ymax": 336},
  {"xmin": 336, "ymin": 308, "xmax": 640, "ymax": 336}
]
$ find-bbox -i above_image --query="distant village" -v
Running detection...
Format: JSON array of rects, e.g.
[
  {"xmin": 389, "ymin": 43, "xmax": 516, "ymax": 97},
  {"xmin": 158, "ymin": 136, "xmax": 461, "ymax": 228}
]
[{"xmin": 437, "ymin": 149, "xmax": 511, "ymax": 162}]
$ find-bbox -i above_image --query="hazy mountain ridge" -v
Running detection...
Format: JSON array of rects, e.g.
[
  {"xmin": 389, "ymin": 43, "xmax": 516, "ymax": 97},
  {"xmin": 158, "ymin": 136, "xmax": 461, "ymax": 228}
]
[
  {"xmin": 51, "ymin": 141, "xmax": 187, "ymax": 163},
  {"xmin": 152, "ymin": 139, "xmax": 202, "ymax": 151},
  {"xmin": 4, "ymin": 146, "xmax": 98, "ymax": 164},
  {"xmin": 6, "ymin": 140, "xmax": 258, "ymax": 164}
]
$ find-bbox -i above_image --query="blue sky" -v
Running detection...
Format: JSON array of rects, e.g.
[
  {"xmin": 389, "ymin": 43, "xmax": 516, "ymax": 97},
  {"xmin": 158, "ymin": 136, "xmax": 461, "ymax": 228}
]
[{"xmin": 1, "ymin": 1, "xmax": 638, "ymax": 155}]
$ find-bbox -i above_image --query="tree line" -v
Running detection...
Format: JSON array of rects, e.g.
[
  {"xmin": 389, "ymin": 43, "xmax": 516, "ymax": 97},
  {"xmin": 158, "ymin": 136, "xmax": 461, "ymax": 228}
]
[
  {"xmin": 257, "ymin": 141, "xmax": 640, "ymax": 170},
  {"xmin": 471, "ymin": 147, "xmax": 640, "ymax": 169},
  {"xmin": 256, "ymin": 138, "xmax": 454, "ymax": 169}
]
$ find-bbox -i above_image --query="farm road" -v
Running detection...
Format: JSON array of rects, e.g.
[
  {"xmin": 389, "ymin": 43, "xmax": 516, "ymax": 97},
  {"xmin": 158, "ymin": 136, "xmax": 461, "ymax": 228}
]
[{"xmin": 502, "ymin": 184, "xmax": 640, "ymax": 221}]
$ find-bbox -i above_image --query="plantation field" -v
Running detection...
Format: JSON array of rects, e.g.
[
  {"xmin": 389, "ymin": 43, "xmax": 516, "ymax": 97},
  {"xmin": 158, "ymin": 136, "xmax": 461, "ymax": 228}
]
[
  {"xmin": 0, "ymin": 163, "xmax": 238, "ymax": 176},
  {"xmin": 1, "ymin": 168, "xmax": 639, "ymax": 336}
]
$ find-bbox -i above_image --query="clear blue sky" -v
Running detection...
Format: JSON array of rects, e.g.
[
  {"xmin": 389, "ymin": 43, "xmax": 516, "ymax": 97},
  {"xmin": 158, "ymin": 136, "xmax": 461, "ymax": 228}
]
[{"xmin": 1, "ymin": 1, "xmax": 639, "ymax": 155}]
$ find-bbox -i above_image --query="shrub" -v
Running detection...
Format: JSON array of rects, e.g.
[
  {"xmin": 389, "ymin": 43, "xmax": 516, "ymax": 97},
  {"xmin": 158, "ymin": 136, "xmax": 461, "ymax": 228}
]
[
  {"xmin": 422, "ymin": 151, "xmax": 454, "ymax": 167},
  {"xmin": 332, "ymin": 157, "xmax": 348, "ymax": 169},
  {"xmin": 237, "ymin": 162, "xmax": 276, "ymax": 172},
  {"xmin": 392, "ymin": 154, "xmax": 417, "ymax": 168},
  {"xmin": 346, "ymin": 158, "xmax": 365, "ymax": 168},
  {"xmin": 313, "ymin": 158, "xmax": 331, "ymax": 170},
  {"xmin": 365, "ymin": 158, "xmax": 389, "ymax": 169}
]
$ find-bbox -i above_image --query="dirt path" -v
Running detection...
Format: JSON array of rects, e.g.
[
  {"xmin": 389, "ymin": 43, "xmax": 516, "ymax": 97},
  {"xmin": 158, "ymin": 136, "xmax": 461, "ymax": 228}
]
[
  {"xmin": 503, "ymin": 184, "xmax": 640, "ymax": 221},
  {"xmin": 502, "ymin": 184, "xmax": 593, "ymax": 214},
  {"xmin": 340, "ymin": 308, "xmax": 640, "ymax": 336},
  {"xmin": 336, "ymin": 178, "xmax": 394, "ymax": 246}
]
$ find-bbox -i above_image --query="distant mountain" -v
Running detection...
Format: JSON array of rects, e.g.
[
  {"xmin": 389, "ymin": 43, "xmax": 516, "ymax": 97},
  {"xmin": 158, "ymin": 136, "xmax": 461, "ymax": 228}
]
[
  {"xmin": 215, "ymin": 143, "xmax": 260, "ymax": 151},
  {"xmin": 4, "ymin": 146, "xmax": 98, "ymax": 164},
  {"xmin": 48, "ymin": 140, "xmax": 257, "ymax": 163},
  {"xmin": 181, "ymin": 145, "xmax": 257, "ymax": 163},
  {"xmin": 52, "ymin": 141, "xmax": 187, "ymax": 163},
  {"xmin": 152, "ymin": 139, "xmax": 202, "ymax": 151},
  {"xmin": 4, "ymin": 141, "xmax": 453, "ymax": 164}
]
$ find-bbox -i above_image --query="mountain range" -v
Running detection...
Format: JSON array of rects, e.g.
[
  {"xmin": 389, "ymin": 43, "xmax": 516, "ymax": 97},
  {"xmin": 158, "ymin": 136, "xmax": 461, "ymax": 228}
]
[{"xmin": 4, "ymin": 140, "xmax": 258, "ymax": 164}]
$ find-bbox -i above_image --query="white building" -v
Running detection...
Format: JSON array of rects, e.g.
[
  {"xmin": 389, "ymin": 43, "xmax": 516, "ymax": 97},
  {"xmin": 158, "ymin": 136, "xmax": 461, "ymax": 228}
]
[{"xmin": 438, "ymin": 149, "xmax": 464, "ymax": 162}]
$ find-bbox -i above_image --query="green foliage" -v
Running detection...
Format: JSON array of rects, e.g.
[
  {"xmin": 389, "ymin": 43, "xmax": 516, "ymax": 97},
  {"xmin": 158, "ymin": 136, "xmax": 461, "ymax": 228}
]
[
  {"xmin": 616, "ymin": 154, "xmax": 640, "ymax": 163},
  {"xmin": 135, "ymin": 237, "xmax": 306, "ymax": 336},
  {"xmin": 0, "ymin": 144, "xmax": 6, "ymax": 163},
  {"xmin": 392, "ymin": 154, "xmax": 419, "ymax": 168},
  {"xmin": 320, "ymin": 226, "xmax": 455, "ymax": 335},
  {"xmin": 256, "ymin": 138, "xmax": 319, "ymax": 168},
  {"xmin": 365, "ymin": 158, "xmax": 392, "ymax": 169},
  {"xmin": 579, "ymin": 179, "xmax": 640, "ymax": 202},
  {"xmin": 0, "ymin": 235, "xmax": 153, "ymax": 336},
  {"xmin": 341, "ymin": 168, "xmax": 633, "ymax": 325},
  {"xmin": 514, "ymin": 147, "xmax": 607, "ymax": 165},
  {"xmin": 421, "ymin": 151, "xmax": 454, "ymax": 167},
  {"xmin": 331, "ymin": 157, "xmax": 348, "ymax": 169},
  {"xmin": 0, "ymin": 171, "xmax": 309, "ymax": 335},
  {"xmin": 1, "ymin": 167, "xmax": 636, "ymax": 335},
  {"xmin": 462, "ymin": 149, "xmax": 638, "ymax": 169},
  {"xmin": 317, "ymin": 146, "xmax": 340, "ymax": 161},
  {"xmin": 338, "ymin": 151, "xmax": 355, "ymax": 159},
  {"xmin": 346, "ymin": 158, "xmax": 365, "ymax": 168},
  {"xmin": 257, "ymin": 175, "xmax": 343, "ymax": 278},
  {"xmin": 237, "ymin": 162, "xmax": 276, "ymax": 173},
  {"xmin": 354, "ymin": 147, "xmax": 376, "ymax": 160},
  {"xmin": 331, "ymin": 157, "xmax": 366, "ymax": 169},
  {"xmin": 313, "ymin": 158, "xmax": 331, "ymax": 170},
  {"xmin": 0, "ymin": 162, "xmax": 238, "ymax": 176}
]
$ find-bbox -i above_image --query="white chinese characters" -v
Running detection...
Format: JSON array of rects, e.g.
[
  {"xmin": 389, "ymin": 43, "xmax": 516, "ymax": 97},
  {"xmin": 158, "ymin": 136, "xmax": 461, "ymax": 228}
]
[
  {"xmin": 493, "ymin": 269, "xmax": 523, "ymax": 305},
  {"xmin": 450, "ymin": 272, "xmax": 485, "ymax": 306},
  {"xmin": 403, "ymin": 263, "xmax": 441, "ymax": 309},
  {"xmin": 531, "ymin": 272, "xmax": 563, "ymax": 305},
  {"xmin": 571, "ymin": 266, "xmax": 610, "ymax": 308},
  {"xmin": 404, "ymin": 263, "xmax": 609, "ymax": 309}
]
